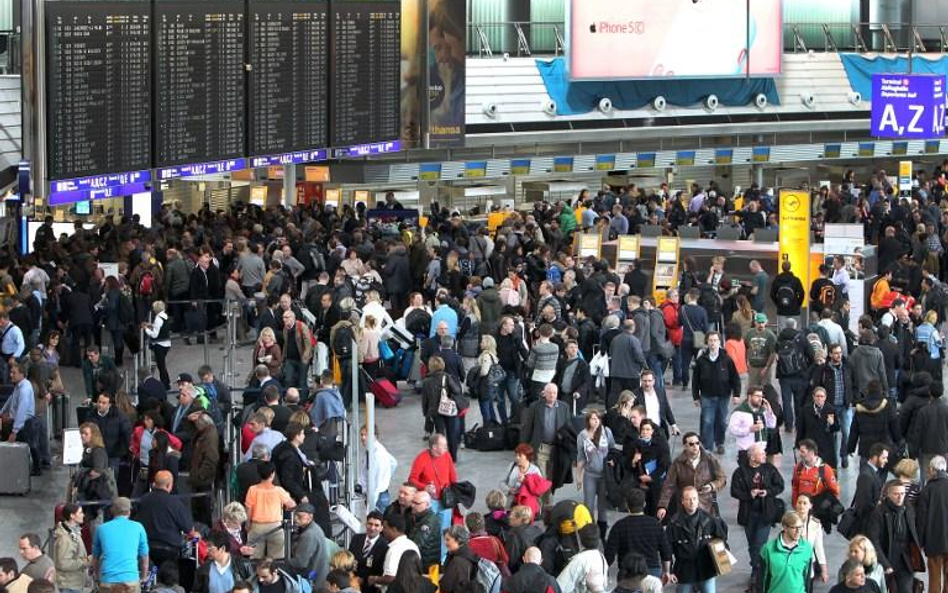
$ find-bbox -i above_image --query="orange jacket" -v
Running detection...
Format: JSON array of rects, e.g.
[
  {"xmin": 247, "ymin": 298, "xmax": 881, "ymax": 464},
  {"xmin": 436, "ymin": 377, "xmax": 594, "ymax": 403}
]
[{"xmin": 791, "ymin": 461, "xmax": 840, "ymax": 505}]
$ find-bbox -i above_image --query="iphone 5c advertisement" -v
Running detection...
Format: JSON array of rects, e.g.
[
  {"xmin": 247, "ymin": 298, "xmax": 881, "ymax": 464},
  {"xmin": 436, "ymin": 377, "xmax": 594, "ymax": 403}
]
[{"xmin": 568, "ymin": 0, "xmax": 782, "ymax": 80}]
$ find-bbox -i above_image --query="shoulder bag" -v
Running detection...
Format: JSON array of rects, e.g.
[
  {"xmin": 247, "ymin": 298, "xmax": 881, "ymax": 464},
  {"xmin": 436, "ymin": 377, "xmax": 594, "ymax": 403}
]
[
  {"xmin": 437, "ymin": 375, "xmax": 458, "ymax": 417},
  {"xmin": 681, "ymin": 305, "xmax": 706, "ymax": 349}
]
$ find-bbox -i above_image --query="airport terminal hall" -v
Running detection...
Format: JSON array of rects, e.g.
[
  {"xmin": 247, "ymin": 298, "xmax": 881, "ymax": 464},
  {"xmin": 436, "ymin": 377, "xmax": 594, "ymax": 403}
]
[{"xmin": 7, "ymin": 0, "xmax": 948, "ymax": 592}]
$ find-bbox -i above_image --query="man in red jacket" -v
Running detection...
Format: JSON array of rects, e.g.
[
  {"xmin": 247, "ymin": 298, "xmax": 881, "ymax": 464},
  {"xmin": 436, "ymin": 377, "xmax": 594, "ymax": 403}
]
[{"xmin": 660, "ymin": 290, "xmax": 684, "ymax": 387}]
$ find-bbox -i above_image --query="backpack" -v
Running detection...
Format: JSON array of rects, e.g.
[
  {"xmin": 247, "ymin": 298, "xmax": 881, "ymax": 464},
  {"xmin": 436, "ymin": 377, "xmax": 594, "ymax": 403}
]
[
  {"xmin": 332, "ymin": 325, "xmax": 354, "ymax": 358},
  {"xmin": 458, "ymin": 316, "xmax": 481, "ymax": 358},
  {"xmin": 775, "ymin": 283, "xmax": 796, "ymax": 310},
  {"xmin": 466, "ymin": 364, "xmax": 482, "ymax": 394},
  {"xmin": 928, "ymin": 284, "xmax": 948, "ymax": 315},
  {"xmin": 471, "ymin": 557, "xmax": 502, "ymax": 593},
  {"xmin": 698, "ymin": 284, "xmax": 722, "ymax": 318},
  {"xmin": 138, "ymin": 271, "xmax": 155, "ymax": 296},
  {"xmin": 297, "ymin": 321, "xmax": 317, "ymax": 348},
  {"xmin": 777, "ymin": 335, "xmax": 807, "ymax": 376},
  {"xmin": 405, "ymin": 309, "xmax": 431, "ymax": 336},
  {"xmin": 546, "ymin": 264, "xmax": 562, "ymax": 284},
  {"xmin": 818, "ymin": 283, "xmax": 838, "ymax": 309}
]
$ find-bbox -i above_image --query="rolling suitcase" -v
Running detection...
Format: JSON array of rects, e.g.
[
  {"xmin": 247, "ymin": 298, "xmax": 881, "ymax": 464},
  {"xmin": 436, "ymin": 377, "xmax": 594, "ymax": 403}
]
[
  {"xmin": 0, "ymin": 442, "xmax": 31, "ymax": 494},
  {"xmin": 369, "ymin": 378, "xmax": 402, "ymax": 408}
]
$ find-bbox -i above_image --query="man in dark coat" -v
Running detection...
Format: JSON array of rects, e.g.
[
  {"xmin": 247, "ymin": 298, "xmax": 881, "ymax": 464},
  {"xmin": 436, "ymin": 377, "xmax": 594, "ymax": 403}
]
[
  {"xmin": 769, "ymin": 260, "xmax": 805, "ymax": 328},
  {"xmin": 349, "ymin": 511, "xmax": 388, "ymax": 593},
  {"xmin": 89, "ymin": 391, "xmax": 131, "ymax": 476},
  {"xmin": 729, "ymin": 442, "xmax": 785, "ymax": 584},
  {"xmin": 503, "ymin": 546, "xmax": 562, "ymax": 593},
  {"xmin": 608, "ymin": 319, "xmax": 646, "ymax": 408},
  {"xmin": 867, "ymin": 479, "xmax": 923, "ymax": 593},
  {"xmin": 271, "ymin": 424, "xmax": 310, "ymax": 504},
  {"xmin": 918, "ymin": 456, "xmax": 948, "ymax": 593},
  {"xmin": 667, "ymin": 486, "xmax": 728, "ymax": 591},
  {"xmin": 851, "ymin": 443, "xmax": 889, "ymax": 536},
  {"xmin": 522, "ymin": 384, "xmax": 570, "ymax": 499},
  {"xmin": 553, "ymin": 340, "xmax": 591, "ymax": 412},
  {"xmin": 382, "ymin": 243, "xmax": 410, "ymax": 317}
]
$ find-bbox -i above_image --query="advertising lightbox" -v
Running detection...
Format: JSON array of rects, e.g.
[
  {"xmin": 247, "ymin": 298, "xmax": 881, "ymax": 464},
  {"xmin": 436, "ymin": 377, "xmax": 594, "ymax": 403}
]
[{"xmin": 568, "ymin": 0, "xmax": 782, "ymax": 80}]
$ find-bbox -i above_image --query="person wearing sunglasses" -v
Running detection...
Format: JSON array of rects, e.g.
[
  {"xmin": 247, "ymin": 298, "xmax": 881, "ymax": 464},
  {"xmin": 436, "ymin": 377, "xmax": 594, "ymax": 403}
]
[{"xmin": 656, "ymin": 432, "xmax": 727, "ymax": 521}]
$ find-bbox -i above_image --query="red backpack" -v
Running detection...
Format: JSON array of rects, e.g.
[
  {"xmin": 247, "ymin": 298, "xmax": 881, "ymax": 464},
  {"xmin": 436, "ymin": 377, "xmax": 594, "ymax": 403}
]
[{"xmin": 138, "ymin": 271, "xmax": 154, "ymax": 296}]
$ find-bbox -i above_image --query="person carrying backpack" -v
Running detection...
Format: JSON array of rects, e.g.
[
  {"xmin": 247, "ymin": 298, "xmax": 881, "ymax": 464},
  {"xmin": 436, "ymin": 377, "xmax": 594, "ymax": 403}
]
[
  {"xmin": 775, "ymin": 320, "xmax": 813, "ymax": 432},
  {"xmin": 441, "ymin": 525, "xmax": 497, "ymax": 593},
  {"xmin": 769, "ymin": 260, "xmax": 805, "ymax": 330}
]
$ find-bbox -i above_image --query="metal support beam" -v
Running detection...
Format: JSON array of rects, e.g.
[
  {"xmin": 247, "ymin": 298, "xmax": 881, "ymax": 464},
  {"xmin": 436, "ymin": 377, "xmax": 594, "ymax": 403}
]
[{"xmin": 283, "ymin": 164, "xmax": 296, "ymax": 207}]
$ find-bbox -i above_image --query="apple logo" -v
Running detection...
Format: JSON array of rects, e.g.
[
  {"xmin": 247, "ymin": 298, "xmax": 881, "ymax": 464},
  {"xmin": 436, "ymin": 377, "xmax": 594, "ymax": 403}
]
[{"xmin": 589, "ymin": 23, "xmax": 596, "ymax": 33}]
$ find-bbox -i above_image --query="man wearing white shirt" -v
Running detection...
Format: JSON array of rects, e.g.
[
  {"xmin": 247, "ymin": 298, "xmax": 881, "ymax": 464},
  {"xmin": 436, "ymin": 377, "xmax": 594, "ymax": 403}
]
[
  {"xmin": 0, "ymin": 363, "xmax": 39, "ymax": 475},
  {"xmin": 358, "ymin": 425, "xmax": 396, "ymax": 512},
  {"xmin": 0, "ymin": 313, "xmax": 25, "ymax": 383},
  {"xmin": 817, "ymin": 308, "xmax": 848, "ymax": 357},
  {"xmin": 831, "ymin": 255, "xmax": 850, "ymax": 298},
  {"xmin": 370, "ymin": 514, "xmax": 419, "ymax": 589}
]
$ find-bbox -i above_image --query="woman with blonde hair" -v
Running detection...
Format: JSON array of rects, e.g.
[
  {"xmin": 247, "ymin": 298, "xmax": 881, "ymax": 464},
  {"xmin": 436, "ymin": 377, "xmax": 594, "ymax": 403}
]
[
  {"xmin": 254, "ymin": 326, "xmax": 283, "ymax": 378},
  {"xmin": 360, "ymin": 289, "xmax": 394, "ymax": 334},
  {"xmin": 476, "ymin": 334, "xmax": 503, "ymax": 424},
  {"xmin": 458, "ymin": 296, "xmax": 482, "ymax": 373},
  {"xmin": 731, "ymin": 294, "xmax": 755, "ymax": 335},
  {"xmin": 840, "ymin": 536, "xmax": 888, "ymax": 593},
  {"xmin": 893, "ymin": 457, "xmax": 921, "ymax": 507},
  {"xmin": 143, "ymin": 300, "xmax": 172, "ymax": 388},
  {"xmin": 360, "ymin": 315, "xmax": 382, "ymax": 377},
  {"xmin": 605, "ymin": 391, "xmax": 638, "ymax": 450}
]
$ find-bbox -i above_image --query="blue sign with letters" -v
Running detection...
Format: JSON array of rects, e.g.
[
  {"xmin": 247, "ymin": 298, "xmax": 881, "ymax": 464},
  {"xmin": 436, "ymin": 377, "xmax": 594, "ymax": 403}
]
[
  {"xmin": 157, "ymin": 158, "xmax": 247, "ymax": 181},
  {"xmin": 250, "ymin": 149, "xmax": 328, "ymax": 169},
  {"xmin": 51, "ymin": 170, "xmax": 150, "ymax": 194},
  {"xmin": 332, "ymin": 140, "xmax": 401, "ymax": 159},
  {"xmin": 871, "ymin": 73, "xmax": 946, "ymax": 139},
  {"xmin": 49, "ymin": 182, "xmax": 149, "ymax": 206}
]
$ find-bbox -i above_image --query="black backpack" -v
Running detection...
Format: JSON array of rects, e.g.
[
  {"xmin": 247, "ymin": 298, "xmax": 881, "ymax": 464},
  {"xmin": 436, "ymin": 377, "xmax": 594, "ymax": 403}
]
[
  {"xmin": 332, "ymin": 325, "xmax": 355, "ymax": 358},
  {"xmin": 775, "ymin": 284, "xmax": 796, "ymax": 310},
  {"xmin": 777, "ymin": 335, "xmax": 807, "ymax": 377},
  {"xmin": 698, "ymin": 284, "xmax": 722, "ymax": 318},
  {"xmin": 405, "ymin": 309, "xmax": 431, "ymax": 336}
]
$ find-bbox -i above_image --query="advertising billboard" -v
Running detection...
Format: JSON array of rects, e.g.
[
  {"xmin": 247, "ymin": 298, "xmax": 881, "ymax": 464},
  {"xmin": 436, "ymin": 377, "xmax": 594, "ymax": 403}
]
[
  {"xmin": 568, "ymin": 0, "xmax": 782, "ymax": 80},
  {"xmin": 870, "ymin": 74, "xmax": 946, "ymax": 140},
  {"xmin": 426, "ymin": 0, "xmax": 466, "ymax": 146}
]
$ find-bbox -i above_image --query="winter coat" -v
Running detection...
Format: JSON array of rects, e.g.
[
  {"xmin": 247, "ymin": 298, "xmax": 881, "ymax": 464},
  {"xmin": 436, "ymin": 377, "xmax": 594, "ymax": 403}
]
[
  {"xmin": 666, "ymin": 509, "xmax": 728, "ymax": 584},
  {"xmin": 691, "ymin": 350, "xmax": 742, "ymax": 401},
  {"xmin": 909, "ymin": 397, "xmax": 948, "ymax": 457},
  {"xmin": 847, "ymin": 395, "xmax": 900, "ymax": 458},
  {"xmin": 440, "ymin": 545, "xmax": 478, "ymax": 593},
  {"xmin": 382, "ymin": 247, "xmax": 411, "ymax": 295},
  {"xmin": 421, "ymin": 370, "xmax": 467, "ymax": 420},
  {"xmin": 730, "ymin": 462, "xmax": 785, "ymax": 526},
  {"xmin": 658, "ymin": 450, "xmax": 727, "ymax": 515},
  {"xmin": 849, "ymin": 345, "xmax": 889, "ymax": 396},
  {"xmin": 809, "ymin": 360, "xmax": 856, "ymax": 407},
  {"xmin": 867, "ymin": 500, "xmax": 921, "ymax": 572},
  {"xmin": 90, "ymin": 406, "xmax": 132, "ymax": 460},
  {"xmin": 188, "ymin": 422, "xmax": 219, "ymax": 490},
  {"xmin": 554, "ymin": 357, "xmax": 591, "ymax": 404},
  {"xmin": 52, "ymin": 523, "xmax": 89, "ymax": 591},
  {"xmin": 852, "ymin": 462, "xmax": 885, "ymax": 535},
  {"xmin": 271, "ymin": 441, "xmax": 310, "ymax": 503},
  {"xmin": 659, "ymin": 301, "xmax": 683, "ymax": 347},
  {"xmin": 514, "ymin": 473, "xmax": 553, "ymax": 520},
  {"xmin": 918, "ymin": 471, "xmax": 948, "ymax": 556},
  {"xmin": 795, "ymin": 403, "xmax": 840, "ymax": 468},
  {"xmin": 477, "ymin": 288, "xmax": 504, "ymax": 336}
]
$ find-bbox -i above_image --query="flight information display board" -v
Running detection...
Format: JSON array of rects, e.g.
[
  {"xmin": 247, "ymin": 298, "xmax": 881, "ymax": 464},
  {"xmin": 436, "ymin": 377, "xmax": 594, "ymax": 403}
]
[
  {"xmin": 155, "ymin": 0, "xmax": 246, "ymax": 168},
  {"xmin": 249, "ymin": 0, "xmax": 329, "ymax": 157},
  {"xmin": 46, "ymin": 1, "xmax": 152, "ymax": 180},
  {"xmin": 329, "ymin": 0, "xmax": 400, "ymax": 148}
]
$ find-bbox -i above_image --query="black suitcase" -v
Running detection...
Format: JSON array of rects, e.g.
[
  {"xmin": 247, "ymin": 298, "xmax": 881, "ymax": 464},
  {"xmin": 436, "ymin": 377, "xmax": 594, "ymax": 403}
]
[
  {"xmin": 0, "ymin": 442, "xmax": 31, "ymax": 494},
  {"xmin": 464, "ymin": 422, "xmax": 507, "ymax": 451},
  {"xmin": 76, "ymin": 405, "xmax": 94, "ymax": 427}
]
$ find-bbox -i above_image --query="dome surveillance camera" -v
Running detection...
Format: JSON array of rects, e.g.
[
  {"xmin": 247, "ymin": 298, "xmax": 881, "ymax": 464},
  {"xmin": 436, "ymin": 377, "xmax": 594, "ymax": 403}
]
[
  {"xmin": 652, "ymin": 96, "xmax": 667, "ymax": 112},
  {"xmin": 482, "ymin": 102, "xmax": 498, "ymax": 117},
  {"xmin": 541, "ymin": 99, "xmax": 557, "ymax": 115},
  {"xmin": 754, "ymin": 93, "xmax": 768, "ymax": 109},
  {"xmin": 705, "ymin": 94, "xmax": 719, "ymax": 111},
  {"xmin": 598, "ymin": 97, "xmax": 613, "ymax": 113}
]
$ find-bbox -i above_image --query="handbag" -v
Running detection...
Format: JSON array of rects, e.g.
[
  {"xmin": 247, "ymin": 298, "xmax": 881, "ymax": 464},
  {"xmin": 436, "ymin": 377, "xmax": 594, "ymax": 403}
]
[
  {"xmin": 836, "ymin": 507, "xmax": 858, "ymax": 539},
  {"xmin": 437, "ymin": 376, "xmax": 458, "ymax": 417},
  {"xmin": 379, "ymin": 340, "xmax": 395, "ymax": 362},
  {"xmin": 681, "ymin": 306, "xmax": 706, "ymax": 348}
]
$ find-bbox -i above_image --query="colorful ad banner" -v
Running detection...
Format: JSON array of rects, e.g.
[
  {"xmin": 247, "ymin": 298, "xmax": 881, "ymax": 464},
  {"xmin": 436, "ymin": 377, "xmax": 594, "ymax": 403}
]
[
  {"xmin": 595, "ymin": 154, "xmax": 616, "ymax": 170},
  {"xmin": 778, "ymin": 189, "xmax": 812, "ymax": 290},
  {"xmin": 510, "ymin": 159, "xmax": 531, "ymax": 175},
  {"xmin": 569, "ymin": 0, "xmax": 782, "ymax": 80},
  {"xmin": 426, "ymin": 0, "xmax": 466, "ymax": 146}
]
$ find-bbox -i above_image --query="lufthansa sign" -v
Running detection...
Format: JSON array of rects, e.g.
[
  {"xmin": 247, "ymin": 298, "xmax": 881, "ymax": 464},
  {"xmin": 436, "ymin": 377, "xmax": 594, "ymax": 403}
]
[{"xmin": 778, "ymin": 189, "xmax": 811, "ymax": 290}]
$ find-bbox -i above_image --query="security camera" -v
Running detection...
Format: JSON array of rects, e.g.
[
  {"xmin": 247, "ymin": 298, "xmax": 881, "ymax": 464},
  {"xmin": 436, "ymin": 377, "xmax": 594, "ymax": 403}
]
[
  {"xmin": 502, "ymin": 52, "xmax": 510, "ymax": 61},
  {"xmin": 848, "ymin": 91, "xmax": 862, "ymax": 106},
  {"xmin": 652, "ymin": 96, "xmax": 667, "ymax": 112},
  {"xmin": 541, "ymin": 99, "xmax": 557, "ymax": 115},
  {"xmin": 754, "ymin": 93, "xmax": 768, "ymax": 109},
  {"xmin": 482, "ymin": 102, "xmax": 498, "ymax": 117},
  {"xmin": 800, "ymin": 92, "xmax": 815, "ymax": 108},
  {"xmin": 598, "ymin": 97, "xmax": 613, "ymax": 113},
  {"xmin": 704, "ymin": 94, "xmax": 719, "ymax": 112}
]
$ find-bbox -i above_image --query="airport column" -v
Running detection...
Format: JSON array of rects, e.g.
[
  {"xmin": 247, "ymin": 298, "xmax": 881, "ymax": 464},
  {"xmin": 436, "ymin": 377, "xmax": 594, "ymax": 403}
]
[
  {"xmin": 283, "ymin": 164, "xmax": 296, "ymax": 208},
  {"xmin": 751, "ymin": 164, "xmax": 764, "ymax": 188}
]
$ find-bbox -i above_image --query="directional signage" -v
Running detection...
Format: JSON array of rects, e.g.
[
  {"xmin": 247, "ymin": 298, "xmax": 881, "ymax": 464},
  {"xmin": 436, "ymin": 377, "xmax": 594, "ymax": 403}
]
[{"xmin": 871, "ymin": 73, "xmax": 946, "ymax": 139}]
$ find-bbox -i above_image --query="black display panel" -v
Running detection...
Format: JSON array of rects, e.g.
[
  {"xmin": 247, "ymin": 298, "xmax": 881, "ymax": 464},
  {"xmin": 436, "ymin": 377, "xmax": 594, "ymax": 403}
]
[
  {"xmin": 249, "ymin": 0, "xmax": 329, "ymax": 157},
  {"xmin": 155, "ymin": 0, "xmax": 246, "ymax": 167},
  {"xmin": 329, "ymin": 0, "xmax": 400, "ymax": 148},
  {"xmin": 46, "ymin": 1, "xmax": 152, "ymax": 180}
]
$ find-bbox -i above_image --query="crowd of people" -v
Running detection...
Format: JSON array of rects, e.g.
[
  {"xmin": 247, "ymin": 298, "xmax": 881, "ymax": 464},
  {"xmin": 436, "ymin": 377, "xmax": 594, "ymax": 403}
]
[{"xmin": 0, "ymin": 171, "xmax": 947, "ymax": 593}]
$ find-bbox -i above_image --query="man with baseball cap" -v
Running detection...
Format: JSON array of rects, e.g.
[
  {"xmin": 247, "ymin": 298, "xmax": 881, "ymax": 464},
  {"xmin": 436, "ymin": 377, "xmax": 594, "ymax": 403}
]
[{"xmin": 287, "ymin": 503, "xmax": 329, "ymax": 591}]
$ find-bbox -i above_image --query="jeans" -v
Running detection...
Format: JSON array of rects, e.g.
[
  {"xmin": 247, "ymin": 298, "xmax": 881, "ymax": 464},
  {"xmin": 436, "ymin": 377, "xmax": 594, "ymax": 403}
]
[
  {"xmin": 375, "ymin": 490, "xmax": 391, "ymax": 513},
  {"xmin": 677, "ymin": 579, "xmax": 715, "ymax": 593},
  {"xmin": 478, "ymin": 382, "xmax": 502, "ymax": 424},
  {"xmin": 699, "ymin": 396, "xmax": 729, "ymax": 450},
  {"xmin": 434, "ymin": 415, "xmax": 462, "ymax": 462},
  {"xmin": 745, "ymin": 514, "xmax": 771, "ymax": 571},
  {"xmin": 778, "ymin": 375, "xmax": 808, "ymax": 430},
  {"xmin": 648, "ymin": 353, "xmax": 667, "ymax": 390},
  {"xmin": 672, "ymin": 346, "xmax": 684, "ymax": 385},
  {"xmin": 835, "ymin": 404, "xmax": 853, "ymax": 459},
  {"xmin": 283, "ymin": 359, "xmax": 309, "ymax": 391},
  {"xmin": 582, "ymin": 471, "xmax": 608, "ymax": 524},
  {"xmin": 496, "ymin": 371, "xmax": 522, "ymax": 424},
  {"xmin": 681, "ymin": 341, "xmax": 696, "ymax": 387}
]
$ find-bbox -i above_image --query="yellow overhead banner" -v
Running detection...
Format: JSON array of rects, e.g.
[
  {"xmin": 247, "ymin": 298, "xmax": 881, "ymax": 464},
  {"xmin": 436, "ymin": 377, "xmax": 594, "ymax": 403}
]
[{"xmin": 778, "ymin": 189, "xmax": 811, "ymax": 289}]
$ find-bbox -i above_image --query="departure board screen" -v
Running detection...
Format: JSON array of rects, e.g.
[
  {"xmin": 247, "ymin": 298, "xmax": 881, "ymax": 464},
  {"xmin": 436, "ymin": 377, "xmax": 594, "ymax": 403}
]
[
  {"xmin": 249, "ymin": 0, "xmax": 329, "ymax": 157},
  {"xmin": 330, "ymin": 0, "xmax": 400, "ymax": 148},
  {"xmin": 46, "ymin": 1, "xmax": 152, "ymax": 181},
  {"xmin": 155, "ymin": 1, "xmax": 246, "ymax": 168}
]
